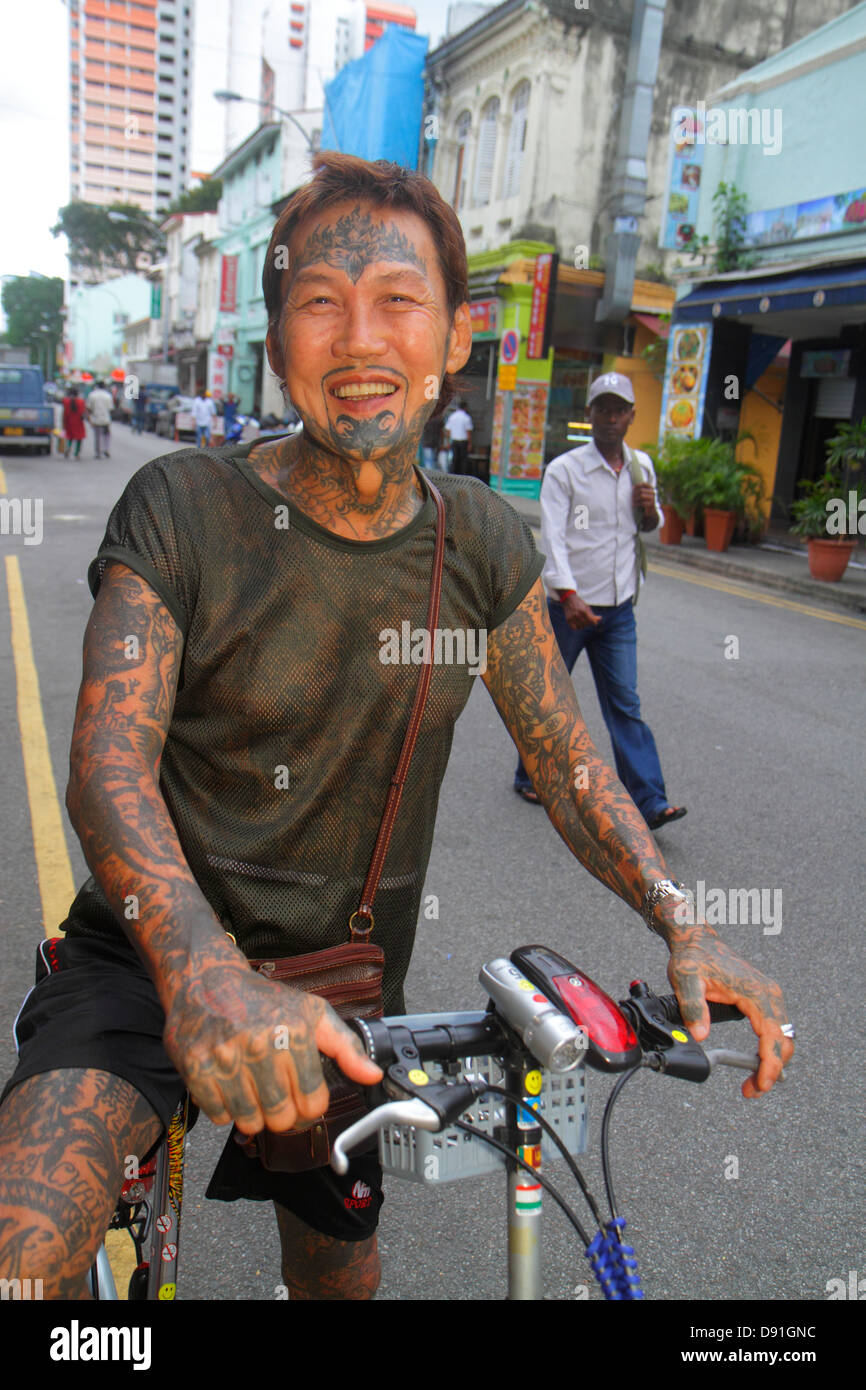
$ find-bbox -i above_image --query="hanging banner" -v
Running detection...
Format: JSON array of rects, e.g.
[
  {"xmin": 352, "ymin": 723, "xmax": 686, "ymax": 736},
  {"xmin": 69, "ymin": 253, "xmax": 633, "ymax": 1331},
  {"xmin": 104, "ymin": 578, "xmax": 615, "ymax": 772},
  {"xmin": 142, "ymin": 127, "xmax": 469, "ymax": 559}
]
[
  {"xmin": 527, "ymin": 253, "xmax": 558, "ymax": 359},
  {"xmin": 219, "ymin": 255, "xmax": 239, "ymax": 313},
  {"xmin": 660, "ymin": 108, "xmax": 706, "ymax": 251}
]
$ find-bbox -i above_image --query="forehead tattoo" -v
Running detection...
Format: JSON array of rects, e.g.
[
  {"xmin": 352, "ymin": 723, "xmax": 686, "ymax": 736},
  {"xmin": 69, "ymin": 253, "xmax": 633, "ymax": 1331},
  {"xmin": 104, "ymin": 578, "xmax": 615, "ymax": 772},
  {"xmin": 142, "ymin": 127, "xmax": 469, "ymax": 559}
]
[{"xmin": 291, "ymin": 204, "xmax": 428, "ymax": 287}]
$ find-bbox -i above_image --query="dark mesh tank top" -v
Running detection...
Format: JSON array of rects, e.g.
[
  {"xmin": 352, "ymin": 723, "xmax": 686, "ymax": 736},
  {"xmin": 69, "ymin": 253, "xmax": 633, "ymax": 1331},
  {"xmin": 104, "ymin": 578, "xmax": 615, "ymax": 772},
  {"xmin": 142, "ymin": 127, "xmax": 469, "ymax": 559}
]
[{"xmin": 64, "ymin": 440, "xmax": 544, "ymax": 1012}]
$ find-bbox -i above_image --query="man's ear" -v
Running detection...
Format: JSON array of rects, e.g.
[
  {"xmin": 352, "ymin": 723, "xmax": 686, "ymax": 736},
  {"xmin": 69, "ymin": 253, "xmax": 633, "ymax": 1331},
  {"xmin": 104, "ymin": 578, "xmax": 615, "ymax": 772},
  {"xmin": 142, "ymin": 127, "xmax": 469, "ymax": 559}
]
[
  {"xmin": 265, "ymin": 325, "xmax": 284, "ymax": 383},
  {"xmin": 444, "ymin": 303, "xmax": 473, "ymax": 376}
]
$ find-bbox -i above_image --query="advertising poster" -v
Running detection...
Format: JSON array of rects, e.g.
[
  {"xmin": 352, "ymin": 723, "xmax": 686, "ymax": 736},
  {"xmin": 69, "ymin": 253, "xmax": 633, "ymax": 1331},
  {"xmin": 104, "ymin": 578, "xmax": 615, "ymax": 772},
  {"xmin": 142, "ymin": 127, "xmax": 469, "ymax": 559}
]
[
  {"xmin": 661, "ymin": 110, "xmax": 706, "ymax": 250},
  {"xmin": 744, "ymin": 186, "xmax": 866, "ymax": 248},
  {"xmin": 658, "ymin": 323, "xmax": 713, "ymax": 443},
  {"xmin": 490, "ymin": 380, "xmax": 550, "ymax": 480}
]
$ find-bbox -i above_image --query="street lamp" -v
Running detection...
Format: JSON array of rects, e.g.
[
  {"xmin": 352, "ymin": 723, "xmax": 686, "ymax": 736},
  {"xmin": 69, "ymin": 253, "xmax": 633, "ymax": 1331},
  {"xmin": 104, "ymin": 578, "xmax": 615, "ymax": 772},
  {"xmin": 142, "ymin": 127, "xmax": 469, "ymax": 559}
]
[{"xmin": 213, "ymin": 90, "xmax": 323, "ymax": 152}]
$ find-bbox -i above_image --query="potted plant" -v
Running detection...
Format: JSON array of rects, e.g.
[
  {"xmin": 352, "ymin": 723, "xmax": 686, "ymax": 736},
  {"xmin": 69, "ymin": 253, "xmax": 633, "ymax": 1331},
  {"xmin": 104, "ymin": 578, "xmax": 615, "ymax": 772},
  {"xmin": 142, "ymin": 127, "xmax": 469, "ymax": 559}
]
[
  {"xmin": 790, "ymin": 471, "xmax": 861, "ymax": 581},
  {"xmin": 789, "ymin": 420, "xmax": 865, "ymax": 580},
  {"xmin": 687, "ymin": 435, "xmax": 762, "ymax": 552},
  {"xmin": 647, "ymin": 434, "xmax": 705, "ymax": 544}
]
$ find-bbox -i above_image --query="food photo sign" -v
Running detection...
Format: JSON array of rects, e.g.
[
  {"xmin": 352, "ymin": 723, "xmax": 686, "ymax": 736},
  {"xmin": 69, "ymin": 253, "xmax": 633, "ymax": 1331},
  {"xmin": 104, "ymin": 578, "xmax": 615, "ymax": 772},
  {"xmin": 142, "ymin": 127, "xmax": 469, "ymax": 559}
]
[{"xmin": 658, "ymin": 322, "xmax": 714, "ymax": 443}]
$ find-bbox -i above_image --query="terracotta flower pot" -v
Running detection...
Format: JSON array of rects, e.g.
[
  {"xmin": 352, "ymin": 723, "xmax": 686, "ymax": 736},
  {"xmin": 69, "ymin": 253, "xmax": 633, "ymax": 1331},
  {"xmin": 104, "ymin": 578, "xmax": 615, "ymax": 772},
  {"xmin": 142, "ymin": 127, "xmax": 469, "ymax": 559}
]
[
  {"xmin": 684, "ymin": 512, "xmax": 701, "ymax": 537},
  {"xmin": 659, "ymin": 504, "xmax": 685, "ymax": 545},
  {"xmin": 703, "ymin": 508, "xmax": 737, "ymax": 552},
  {"xmin": 806, "ymin": 537, "xmax": 856, "ymax": 582}
]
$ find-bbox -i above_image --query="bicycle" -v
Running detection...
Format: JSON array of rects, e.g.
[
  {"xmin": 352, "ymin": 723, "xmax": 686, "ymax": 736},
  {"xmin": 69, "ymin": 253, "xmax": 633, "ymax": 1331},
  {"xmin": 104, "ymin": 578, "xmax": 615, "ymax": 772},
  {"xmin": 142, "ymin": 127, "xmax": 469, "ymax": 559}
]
[{"xmin": 90, "ymin": 942, "xmax": 784, "ymax": 1301}]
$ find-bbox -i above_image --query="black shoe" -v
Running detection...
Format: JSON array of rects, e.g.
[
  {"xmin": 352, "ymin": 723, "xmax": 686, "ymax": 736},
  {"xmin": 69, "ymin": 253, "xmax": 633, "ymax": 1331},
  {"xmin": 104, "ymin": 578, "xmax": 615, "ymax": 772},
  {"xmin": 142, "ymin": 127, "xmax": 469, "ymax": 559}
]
[
  {"xmin": 647, "ymin": 806, "xmax": 688, "ymax": 830},
  {"xmin": 514, "ymin": 784, "xmax": 542, "ymax": 804}
]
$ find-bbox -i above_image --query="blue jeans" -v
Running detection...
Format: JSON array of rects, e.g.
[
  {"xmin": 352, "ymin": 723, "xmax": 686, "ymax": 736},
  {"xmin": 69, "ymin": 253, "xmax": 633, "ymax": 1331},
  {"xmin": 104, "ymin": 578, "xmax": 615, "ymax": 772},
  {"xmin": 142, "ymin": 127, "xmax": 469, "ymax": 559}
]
[
  {"xmin": 514, "ymin": 598, "xmax": 668, "ymax": 821},
  {"xmin": 196, "ymin": 424, "xmax": 211, "ymax": 448}
]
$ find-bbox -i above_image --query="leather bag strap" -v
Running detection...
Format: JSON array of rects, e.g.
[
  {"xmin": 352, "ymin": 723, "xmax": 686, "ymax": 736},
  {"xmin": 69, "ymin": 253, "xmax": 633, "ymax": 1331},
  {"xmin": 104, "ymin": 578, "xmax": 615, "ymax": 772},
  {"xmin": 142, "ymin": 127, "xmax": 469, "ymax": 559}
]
[{"xmin": 349, "ymin": 476, "xmax": 446, "ymax": 941}]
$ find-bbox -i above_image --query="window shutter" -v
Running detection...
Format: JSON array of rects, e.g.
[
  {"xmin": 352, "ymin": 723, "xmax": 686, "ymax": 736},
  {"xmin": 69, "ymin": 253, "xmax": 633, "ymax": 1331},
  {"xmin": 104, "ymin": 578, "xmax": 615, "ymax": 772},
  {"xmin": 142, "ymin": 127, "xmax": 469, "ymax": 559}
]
[
  {"xmin": 501, "ymin": 84, "xmax": 529, "ymax": 200},
  {"xmin": 814, "ymin": 376, "xmax": 855, "ymax": 420},
  {"xmin": 473, "ymin": 99, "xmax": 499, "ymax": 207}
]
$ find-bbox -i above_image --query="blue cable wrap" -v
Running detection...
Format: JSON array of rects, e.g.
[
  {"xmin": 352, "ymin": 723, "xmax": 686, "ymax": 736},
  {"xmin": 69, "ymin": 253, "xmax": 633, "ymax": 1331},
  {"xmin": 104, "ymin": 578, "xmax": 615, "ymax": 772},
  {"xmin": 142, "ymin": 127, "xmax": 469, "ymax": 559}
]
[{"xmin": 586, "ymin": 1219, "xmax": 644, "ymax": 1300}]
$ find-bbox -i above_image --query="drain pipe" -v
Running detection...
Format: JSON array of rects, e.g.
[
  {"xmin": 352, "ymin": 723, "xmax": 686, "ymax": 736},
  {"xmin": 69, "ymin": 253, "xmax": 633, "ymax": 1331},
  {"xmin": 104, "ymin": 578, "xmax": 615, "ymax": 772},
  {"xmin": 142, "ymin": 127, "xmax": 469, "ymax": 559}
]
[{"xmin": 595, "ymin": 0, "xmax": 668, "ymax": 337}]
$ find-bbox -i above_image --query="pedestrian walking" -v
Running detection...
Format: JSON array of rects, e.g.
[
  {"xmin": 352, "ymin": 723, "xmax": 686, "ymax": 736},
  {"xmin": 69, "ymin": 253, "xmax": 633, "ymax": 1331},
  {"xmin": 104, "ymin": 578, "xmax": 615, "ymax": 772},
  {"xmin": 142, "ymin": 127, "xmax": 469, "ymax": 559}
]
[
  {"xmin": 444, "ymin": 399, "xmax": 473, "ymax": 475},
  {"xmin": 87, "ymin": 380, "xmax": 113, "ymax": 458},
  {"xmin": 61, "ymin": 386, "xmax": 87, "ymax": 458},
  {"xmin": 193, "ymin": 386, "xmax": 216, "ymax": 447},
  {"xmin": 513, "ymin": 371, "xmax": 687, "ymax": 831},
  {"xmin": 133, "ymin": 386, "xmax": 149, "ymax": 435}
]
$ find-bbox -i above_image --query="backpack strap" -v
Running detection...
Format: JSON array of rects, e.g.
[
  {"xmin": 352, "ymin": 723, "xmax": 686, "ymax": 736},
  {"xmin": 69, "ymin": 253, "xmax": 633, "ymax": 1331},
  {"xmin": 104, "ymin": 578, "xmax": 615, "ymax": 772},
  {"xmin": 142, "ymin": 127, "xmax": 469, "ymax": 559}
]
[{"xmin": 624, "ymin": 444, "xmax": 648, "ymax": 605}]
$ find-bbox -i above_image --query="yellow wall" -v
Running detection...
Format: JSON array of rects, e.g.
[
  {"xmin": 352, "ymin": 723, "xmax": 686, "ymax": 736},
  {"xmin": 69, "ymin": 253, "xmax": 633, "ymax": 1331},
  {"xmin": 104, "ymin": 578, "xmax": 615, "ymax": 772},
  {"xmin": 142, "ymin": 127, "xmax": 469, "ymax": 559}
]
[
  {"xmin": 738, "ymin": 361, "xmax": 787, "ymax": 520},
  {"xmin": 607, "ymin": 319, "xmax": 666, "ymax": 455}
]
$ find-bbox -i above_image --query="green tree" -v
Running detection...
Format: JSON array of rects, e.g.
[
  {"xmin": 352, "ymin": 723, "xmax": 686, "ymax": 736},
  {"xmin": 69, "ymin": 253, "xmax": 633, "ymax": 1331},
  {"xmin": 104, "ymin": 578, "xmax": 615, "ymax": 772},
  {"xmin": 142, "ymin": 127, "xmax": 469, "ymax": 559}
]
[
  {"xmin": 165, "ymin": 179, "xmax": 223, "ymax": 215},
  {"xmin": 52, "ymin": 201, "xmax": 165, "ymax": 275},
  {"xmin": 1, "ymin": 275, "xmax": 65, "ymax": 377}
]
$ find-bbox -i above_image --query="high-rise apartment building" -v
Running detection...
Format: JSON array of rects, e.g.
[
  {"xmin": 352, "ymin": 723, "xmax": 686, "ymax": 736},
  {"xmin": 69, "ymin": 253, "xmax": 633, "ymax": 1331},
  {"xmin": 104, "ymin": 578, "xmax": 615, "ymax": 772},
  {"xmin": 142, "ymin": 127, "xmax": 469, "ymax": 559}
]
[{"xmin": 68, "ymin": 0, "xmax": 194, "ymax": 217}]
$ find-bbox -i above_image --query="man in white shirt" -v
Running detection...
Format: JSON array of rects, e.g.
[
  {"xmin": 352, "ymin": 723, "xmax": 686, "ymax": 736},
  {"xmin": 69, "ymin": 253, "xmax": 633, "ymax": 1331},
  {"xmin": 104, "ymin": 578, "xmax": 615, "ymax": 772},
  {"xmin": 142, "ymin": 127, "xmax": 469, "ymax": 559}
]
[
  {"xmin": 514, "ymin": 372, "xmax": 686, "ymax": 831},
  {"xmin": 86, "ymin": 380, "xmax": 114, "ymax": 459},
  {"xmin": 444, "ymin": 399, "xmax": 473, "ymax": 475},
  {"xmin": 193, "ymin": 388, "xmax": 217, "ymax": 448}
]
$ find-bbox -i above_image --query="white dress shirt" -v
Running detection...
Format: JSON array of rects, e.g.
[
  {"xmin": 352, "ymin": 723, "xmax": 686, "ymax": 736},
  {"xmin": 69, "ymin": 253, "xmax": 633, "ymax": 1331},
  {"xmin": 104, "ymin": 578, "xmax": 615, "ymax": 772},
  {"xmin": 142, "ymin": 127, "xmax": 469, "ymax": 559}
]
[
  {"xmin": 540, "ymin": 440, "xmax": 663, "ymax": 606},
  {"xmin": 444, "ymin": 408, "xmax": 473, "ymax": 442}
]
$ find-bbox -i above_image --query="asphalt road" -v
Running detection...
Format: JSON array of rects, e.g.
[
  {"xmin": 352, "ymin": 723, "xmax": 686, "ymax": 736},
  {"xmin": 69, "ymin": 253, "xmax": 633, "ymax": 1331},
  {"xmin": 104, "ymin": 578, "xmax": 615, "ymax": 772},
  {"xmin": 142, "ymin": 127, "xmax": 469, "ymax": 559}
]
[{"xmin": 0, "ymin": 424, "xmax": 863, "ymax": 1304}]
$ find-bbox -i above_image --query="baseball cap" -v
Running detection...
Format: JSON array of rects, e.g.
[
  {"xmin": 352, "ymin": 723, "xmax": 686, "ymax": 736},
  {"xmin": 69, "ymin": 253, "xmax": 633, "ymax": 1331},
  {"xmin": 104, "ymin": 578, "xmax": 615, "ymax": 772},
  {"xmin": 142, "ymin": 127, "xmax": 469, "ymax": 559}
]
[{"xmin": 587, "ymin": 372, "xmax": 635, "ymax": 406}]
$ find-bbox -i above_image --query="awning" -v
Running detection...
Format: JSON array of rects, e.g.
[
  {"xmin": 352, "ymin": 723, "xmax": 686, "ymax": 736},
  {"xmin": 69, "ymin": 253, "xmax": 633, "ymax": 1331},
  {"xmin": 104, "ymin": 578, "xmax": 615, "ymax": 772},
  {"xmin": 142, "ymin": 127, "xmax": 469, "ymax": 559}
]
[
  {"xmin": 632, "ymin": 312, "xmax": 669, "ymax": 337},
  {"xmin": 673, "ymin": 259, "xmax": 866, "ymax": 340}
]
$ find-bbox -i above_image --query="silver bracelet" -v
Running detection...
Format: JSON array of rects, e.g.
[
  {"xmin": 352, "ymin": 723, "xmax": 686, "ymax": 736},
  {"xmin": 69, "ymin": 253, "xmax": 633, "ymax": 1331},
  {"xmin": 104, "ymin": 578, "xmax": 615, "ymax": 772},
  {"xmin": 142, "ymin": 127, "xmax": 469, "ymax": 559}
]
[{"xmin": 641, "ymin": 879, "xmax": 691, "ymax": 936}]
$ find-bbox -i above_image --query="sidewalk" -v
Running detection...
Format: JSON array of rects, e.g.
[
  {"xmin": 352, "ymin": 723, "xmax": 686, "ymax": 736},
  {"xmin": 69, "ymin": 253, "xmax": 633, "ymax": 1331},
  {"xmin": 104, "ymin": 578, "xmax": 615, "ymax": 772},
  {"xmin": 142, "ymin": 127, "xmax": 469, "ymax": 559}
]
[{"xmin": 503, "ymin": 492, "xmax": 866, "ymax": 617}]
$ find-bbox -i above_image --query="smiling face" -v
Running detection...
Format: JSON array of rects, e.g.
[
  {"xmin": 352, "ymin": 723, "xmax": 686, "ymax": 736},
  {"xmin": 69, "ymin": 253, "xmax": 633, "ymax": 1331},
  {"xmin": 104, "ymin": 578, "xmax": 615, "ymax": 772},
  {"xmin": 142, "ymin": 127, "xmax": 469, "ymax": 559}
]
[{"xmin": 266, "ymin": 200, "xmax": 472, "ymax": 467}]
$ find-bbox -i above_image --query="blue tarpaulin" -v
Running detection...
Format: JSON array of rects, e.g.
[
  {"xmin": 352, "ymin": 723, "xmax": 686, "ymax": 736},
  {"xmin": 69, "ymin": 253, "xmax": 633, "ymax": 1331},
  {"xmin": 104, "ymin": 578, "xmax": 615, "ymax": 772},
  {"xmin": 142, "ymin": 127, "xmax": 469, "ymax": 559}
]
[{"xmin": 321, "ymin": 26, "xmax": 428, "ymax": 168}]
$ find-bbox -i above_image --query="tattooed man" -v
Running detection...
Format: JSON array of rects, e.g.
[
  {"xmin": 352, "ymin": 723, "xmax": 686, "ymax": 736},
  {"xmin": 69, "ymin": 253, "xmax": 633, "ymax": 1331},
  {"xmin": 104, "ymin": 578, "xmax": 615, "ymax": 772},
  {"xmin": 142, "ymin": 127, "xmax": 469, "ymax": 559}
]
[{"xmin": 0, "ymin": 153, "xmax": 793, "ymax": 1300}]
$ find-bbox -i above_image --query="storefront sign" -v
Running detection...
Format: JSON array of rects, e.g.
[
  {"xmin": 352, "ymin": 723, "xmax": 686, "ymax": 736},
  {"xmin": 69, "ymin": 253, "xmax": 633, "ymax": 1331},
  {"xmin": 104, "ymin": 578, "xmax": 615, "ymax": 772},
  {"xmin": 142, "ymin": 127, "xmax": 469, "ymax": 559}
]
[
  {"xmin": 801, "ymin": 349, "xmax": 851, "ymax": 379},
  {"xmin": 527, "ymin": 253, "xmax": 558, "ymax": 359},
  {"xmin": 220, "ymin": 256, "xmax": 239, "ymax": 313},
  {"xmin": 217, "ymin": 343, "xmax": 234, "ymax": 358},
  {"xmin": 469, "ymin": 298, "xmax": 499, "ymax": 337},
  {"xmin": 659, "ymin": 322, "xmax": 714, "ymax": 442},
  {"xmin": 745, "ymin": 187, "xmax": 866, "ymax": 249},
  {"xmin": 208, "ymin": 350, "xmax": 228, "ymax": 399},
  {"xmin": 490, "ymin": 381, "xmax": 549, "ymax": 481}
]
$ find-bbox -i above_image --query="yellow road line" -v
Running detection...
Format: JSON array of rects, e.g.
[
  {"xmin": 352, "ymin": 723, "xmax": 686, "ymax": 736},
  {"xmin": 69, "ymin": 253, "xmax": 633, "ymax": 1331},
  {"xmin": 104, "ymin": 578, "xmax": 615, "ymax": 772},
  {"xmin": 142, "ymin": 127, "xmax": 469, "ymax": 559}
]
[
  {"xmin": 5, "ymin": 556, "xmax": 75, "ymax": 933},
  {"xmin": 647, "ymin": 560, "xmax": 866, "ymax": 630},
  {"xmin": 0, "ymin": 464, "xmax": 6, "ymax": 494}
]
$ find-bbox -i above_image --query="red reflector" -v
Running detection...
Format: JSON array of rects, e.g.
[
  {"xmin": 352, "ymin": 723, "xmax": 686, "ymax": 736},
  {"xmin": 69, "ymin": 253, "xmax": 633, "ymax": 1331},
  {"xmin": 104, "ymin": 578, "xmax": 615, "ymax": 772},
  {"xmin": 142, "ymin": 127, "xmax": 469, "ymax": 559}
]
[
  {"xmin": 552, "ymin": 973, "xmax": 638, "ymax": 1052},
  {"xmin": 531, "ymin": 993, "xmax": 547, "ymax": 1004}
]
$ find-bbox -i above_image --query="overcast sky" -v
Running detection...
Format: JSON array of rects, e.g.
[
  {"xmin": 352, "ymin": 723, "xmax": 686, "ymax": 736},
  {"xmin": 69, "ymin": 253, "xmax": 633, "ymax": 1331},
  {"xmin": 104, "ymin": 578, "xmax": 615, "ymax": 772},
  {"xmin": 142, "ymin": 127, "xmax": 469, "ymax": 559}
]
[{"xmin": 0, "ymin": 0, "xmax": 458, "ymax": 290}]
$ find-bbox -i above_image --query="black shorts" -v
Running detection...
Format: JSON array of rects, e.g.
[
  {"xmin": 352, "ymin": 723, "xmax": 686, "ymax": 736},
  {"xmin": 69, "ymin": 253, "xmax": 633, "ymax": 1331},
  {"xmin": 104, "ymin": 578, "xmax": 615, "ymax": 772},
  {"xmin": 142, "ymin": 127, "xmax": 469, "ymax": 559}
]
[{"xmin": 1, "ymin": 932, "xmax": 383, "ymax": 1243}]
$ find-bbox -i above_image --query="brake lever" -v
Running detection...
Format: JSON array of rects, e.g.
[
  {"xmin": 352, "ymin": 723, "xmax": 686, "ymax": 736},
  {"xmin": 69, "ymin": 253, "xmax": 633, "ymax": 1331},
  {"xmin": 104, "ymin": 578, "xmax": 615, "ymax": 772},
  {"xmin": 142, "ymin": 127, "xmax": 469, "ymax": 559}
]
[
  {"xmin": 331, "ymin": 1098, "xmax": 440, "ymax": 1174},
  {"xmin": 705, "ymin": 1047, "xmax": 785, "ymax": 1080}
]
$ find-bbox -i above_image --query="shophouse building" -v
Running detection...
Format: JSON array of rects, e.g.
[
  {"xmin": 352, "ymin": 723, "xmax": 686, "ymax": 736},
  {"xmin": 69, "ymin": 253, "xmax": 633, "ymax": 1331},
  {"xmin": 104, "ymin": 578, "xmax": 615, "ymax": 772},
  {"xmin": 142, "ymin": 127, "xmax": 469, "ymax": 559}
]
[
  {"xmin": 662, "ymin": 2, "xmax": 866, "ymax": 523},
  {"xmin": 423, "ymin": 0, "xmax": 860, "ymax": 496}
]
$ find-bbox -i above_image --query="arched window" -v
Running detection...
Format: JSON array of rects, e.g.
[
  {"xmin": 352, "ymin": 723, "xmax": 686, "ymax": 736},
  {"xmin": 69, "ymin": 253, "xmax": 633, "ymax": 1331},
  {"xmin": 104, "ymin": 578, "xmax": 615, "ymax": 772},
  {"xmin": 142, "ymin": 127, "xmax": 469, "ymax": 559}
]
[
  {"xmin": 453, "ymin": 110, "xmax": 471, "ymax": 211},
  {"xmin": 473, "ymin": 97, "xmax": 500, "ymax": 207},
  {"xmin": 500, "ymin": 81, "xmax": 530, "ymax": 200}
]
